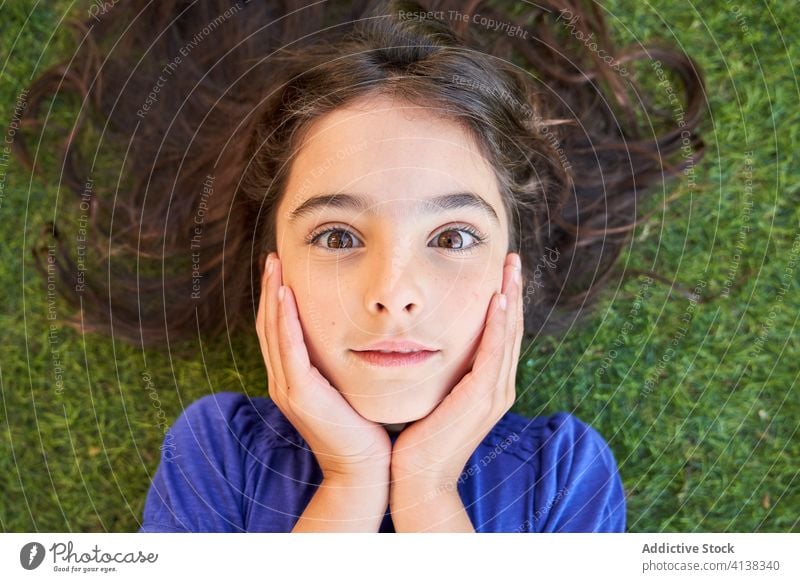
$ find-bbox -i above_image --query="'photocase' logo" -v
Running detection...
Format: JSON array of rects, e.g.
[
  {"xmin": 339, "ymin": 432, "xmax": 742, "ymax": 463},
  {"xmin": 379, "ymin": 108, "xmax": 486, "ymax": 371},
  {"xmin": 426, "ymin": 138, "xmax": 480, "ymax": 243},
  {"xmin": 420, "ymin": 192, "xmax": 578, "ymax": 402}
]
[{"xmin": 20, "ymin": 542, "xmax": 46, "ymax": 570}]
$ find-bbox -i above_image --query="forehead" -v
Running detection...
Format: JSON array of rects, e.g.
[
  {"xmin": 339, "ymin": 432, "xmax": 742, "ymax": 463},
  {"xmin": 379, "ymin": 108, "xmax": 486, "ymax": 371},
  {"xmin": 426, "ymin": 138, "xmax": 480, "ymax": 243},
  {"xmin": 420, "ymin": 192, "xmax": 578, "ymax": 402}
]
[{"xmin": 282, "ymin": 94, "xmax": 502, "ymax": 216}]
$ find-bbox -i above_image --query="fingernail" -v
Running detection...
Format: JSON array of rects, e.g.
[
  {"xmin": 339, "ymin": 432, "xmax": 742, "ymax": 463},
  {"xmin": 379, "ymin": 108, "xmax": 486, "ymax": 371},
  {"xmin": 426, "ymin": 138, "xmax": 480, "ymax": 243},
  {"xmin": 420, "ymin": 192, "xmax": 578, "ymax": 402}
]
[
  {"xmin": 499, "ymin": 294, "xmax": 507, "ymax": 311},
  {"xmin": 278, "ymin": 285, "xmax": 285, "ymax": 303},
  {"xmin": 513, "ymin": 269, "xmax": 521, "ymax": 285},
  {"xmin": 266, "ymin": 255, "xmax": 274, "ymax": 276},
  {"xmin": 513, "ymin": 254, "xmax": 522, "ymax": 271}
]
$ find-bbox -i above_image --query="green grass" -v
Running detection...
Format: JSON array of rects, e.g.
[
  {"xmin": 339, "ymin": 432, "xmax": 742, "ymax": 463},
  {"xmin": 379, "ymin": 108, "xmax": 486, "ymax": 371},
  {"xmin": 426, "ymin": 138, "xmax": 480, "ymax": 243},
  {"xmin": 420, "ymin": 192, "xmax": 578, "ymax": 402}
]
[{"xmin": 1, "ymin": 0, "xmax": 798, "ymax": 532}]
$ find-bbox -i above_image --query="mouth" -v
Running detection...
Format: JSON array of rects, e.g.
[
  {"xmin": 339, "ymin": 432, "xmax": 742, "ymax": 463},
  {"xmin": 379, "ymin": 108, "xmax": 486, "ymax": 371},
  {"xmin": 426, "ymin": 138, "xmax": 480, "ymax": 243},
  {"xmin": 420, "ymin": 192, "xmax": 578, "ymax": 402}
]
[{"xmin": 350, "ymin": 349, "xmax": 440, "ymax": 368}]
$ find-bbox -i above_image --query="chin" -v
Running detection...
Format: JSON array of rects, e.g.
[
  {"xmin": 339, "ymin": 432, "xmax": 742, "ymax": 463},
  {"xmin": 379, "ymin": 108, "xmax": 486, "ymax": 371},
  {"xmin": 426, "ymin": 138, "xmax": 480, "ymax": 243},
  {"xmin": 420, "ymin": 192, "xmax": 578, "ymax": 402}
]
[{"xmin": 354, "ymin": 395, "xmax": 440, "ymax": 424}]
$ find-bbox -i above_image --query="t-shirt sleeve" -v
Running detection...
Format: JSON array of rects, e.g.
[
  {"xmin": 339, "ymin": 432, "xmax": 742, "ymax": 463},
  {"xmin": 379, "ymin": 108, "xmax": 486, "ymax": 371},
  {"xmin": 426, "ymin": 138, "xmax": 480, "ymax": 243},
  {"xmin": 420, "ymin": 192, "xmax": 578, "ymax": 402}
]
[
  {"xmin": 532, "ymin": 413, "xmax": 626, "ymax": 533},
  {"xmin": 137, "ymin": 392, "xmax": 254, "ymax": 533}
]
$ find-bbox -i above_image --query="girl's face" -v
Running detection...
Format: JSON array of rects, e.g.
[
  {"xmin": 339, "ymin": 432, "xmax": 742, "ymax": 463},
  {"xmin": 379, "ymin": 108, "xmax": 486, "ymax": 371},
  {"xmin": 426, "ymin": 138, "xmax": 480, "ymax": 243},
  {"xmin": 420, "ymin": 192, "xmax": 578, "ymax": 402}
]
[{"xmin": 274, "ymin": 94, "xmax": 510, "ymax": 425}]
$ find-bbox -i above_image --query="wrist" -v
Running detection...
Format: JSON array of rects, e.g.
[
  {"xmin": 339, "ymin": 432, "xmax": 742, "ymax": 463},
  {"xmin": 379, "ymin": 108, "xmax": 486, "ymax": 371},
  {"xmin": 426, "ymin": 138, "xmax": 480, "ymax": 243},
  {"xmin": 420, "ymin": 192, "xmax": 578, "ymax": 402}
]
[
  {"xmin": 390, "ymin": 473, "xmax": 456, "ymax": 504},
  {"xmin": 390, "ymin": 460, "xmax": 459, "ymax": 493},
  {"xmin": 389, "ymin": 480, "xmax": 473, "ymax": 533},
  {"xmin": 320, "ymin": 474, "xmax": 390, "ymax": 509},
  {"xmin": 293, "ymin": 475, "xmax": 389, "ymax": 533},
  {"xmin": 324, "ymin": 461, "xmax": 391, "ymax": 487}
]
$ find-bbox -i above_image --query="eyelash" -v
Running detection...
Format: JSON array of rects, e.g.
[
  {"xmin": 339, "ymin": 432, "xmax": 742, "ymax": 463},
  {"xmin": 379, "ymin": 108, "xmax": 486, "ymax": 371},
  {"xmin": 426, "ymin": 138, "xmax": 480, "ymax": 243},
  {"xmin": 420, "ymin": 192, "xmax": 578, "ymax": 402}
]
[{"xmin": 304, "ymin": 223, "xmax": 487, "ymax": 255}]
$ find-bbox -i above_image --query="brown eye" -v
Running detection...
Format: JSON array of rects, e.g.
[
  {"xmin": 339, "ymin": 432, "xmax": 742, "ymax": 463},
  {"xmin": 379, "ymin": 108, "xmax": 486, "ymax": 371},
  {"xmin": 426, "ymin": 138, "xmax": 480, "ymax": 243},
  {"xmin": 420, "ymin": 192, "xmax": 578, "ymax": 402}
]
[
  {"xmin": 307, "ymin": 227, "xmax": 363, "ymax": 252},
  {"xmin": 430, "ymin": 226, "xmax": 485, "ymax": 254},
  {"xmin": 436, "ymin": 229, "xmax": 466, "ymax": 249},
  {"xmin": 326, "ymin": 230, "xmax": 355, "ymax": 249}
]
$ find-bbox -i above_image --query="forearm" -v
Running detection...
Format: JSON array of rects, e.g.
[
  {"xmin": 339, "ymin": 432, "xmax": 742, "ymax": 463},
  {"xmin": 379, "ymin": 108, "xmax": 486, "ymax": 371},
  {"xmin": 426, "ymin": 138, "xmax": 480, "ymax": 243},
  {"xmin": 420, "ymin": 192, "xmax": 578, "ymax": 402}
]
[
  {"xmin": 389, "ymin": 479, "xmax": 475, "ymax": 532},
  {"xmin": 292, "ymin": 471, "xmax": 389, "ymax": 532}
]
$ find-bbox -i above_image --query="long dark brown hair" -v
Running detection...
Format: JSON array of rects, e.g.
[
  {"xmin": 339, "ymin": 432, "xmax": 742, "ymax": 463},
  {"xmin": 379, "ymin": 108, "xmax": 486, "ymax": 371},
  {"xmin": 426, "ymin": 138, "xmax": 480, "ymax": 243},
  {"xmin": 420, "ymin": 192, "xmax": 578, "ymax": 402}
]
[{"xmin": 14, "ymin": 0, "xmax": 705, "ymax": 347}]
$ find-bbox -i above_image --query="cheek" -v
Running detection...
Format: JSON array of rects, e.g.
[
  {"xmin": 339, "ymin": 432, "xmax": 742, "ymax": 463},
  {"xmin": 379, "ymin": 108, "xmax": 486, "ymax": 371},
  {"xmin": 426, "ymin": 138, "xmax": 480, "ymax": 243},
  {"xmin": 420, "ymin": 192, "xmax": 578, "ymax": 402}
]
[
  {"xmin": 293, "ymin": 293, "xmax": 346, "ymax": 374},
  {"xmin": 290, "ymin": 279, "xmax": 335, "ymax": 344},
  {"xmin": 441, "ymin": 287, "xmax": 489, "ymax": 337},
  {"xmin": 441, "ymin": 287, "xmax": 491, "ymax": 374}
]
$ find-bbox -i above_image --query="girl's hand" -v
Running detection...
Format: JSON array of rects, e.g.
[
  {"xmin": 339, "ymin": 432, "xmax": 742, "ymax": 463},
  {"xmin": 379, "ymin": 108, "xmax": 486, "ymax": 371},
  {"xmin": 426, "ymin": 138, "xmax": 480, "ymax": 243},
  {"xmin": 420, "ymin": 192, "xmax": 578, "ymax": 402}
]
[
  {"xmin": 256, "ymin": 252, "xmax": 393, "ymax": 482},
  {"xmin": 390, "ymin": 252, "xmax": 524, "ymax": 488}
]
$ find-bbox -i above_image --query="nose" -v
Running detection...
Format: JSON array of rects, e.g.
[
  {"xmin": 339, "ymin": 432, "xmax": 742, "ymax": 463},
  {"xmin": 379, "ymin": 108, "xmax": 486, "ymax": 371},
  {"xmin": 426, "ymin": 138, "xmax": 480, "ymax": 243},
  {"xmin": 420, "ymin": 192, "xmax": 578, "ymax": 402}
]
[{"xmin": 364, "ymin": 247, "xmax": 424, "ymax": 317}]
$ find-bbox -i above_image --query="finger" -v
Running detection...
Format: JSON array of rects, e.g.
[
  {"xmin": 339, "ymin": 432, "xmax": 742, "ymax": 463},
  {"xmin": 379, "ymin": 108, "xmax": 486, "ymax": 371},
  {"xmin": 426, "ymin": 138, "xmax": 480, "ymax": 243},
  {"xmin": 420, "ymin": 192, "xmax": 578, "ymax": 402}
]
[
  {"xmin": 256, "ymin": 260, "xmax": 267, "ymax": 344},
  {"xmin": 276, "ymin": 284, "xmax": 356, "ymax": 412},
  {"xmin": 276, "ymin": 283, "xmax": 313, "ymax": 380},
  {"xmin": 495, "ymin": 254, "xmax": 520, "ymax": 410},
  {"xmin": 264, "ymin": 254, "xmax": 288, "ymax": 400},
  {"xmin": 461, "ymin": 286, "xmax": 509, "ymax": 413},
  {"xmin": 506, "ymin": 254, "xmax": 524, "ymax": 405},
  {"xmin": 274, "ymin": 280, "xmax": 314, "ymax": 423},
  {"xmin": 256, "ymin": 257, "xmax": 279, "ymax": 396}
]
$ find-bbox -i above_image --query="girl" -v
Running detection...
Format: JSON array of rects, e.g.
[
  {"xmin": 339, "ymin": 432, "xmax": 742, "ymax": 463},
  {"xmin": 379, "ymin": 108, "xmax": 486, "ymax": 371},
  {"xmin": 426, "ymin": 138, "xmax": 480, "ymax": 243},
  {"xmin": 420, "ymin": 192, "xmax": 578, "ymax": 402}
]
[{"xmin": 17, "ymin": 0, "xmax": 705, "ymax": 532}]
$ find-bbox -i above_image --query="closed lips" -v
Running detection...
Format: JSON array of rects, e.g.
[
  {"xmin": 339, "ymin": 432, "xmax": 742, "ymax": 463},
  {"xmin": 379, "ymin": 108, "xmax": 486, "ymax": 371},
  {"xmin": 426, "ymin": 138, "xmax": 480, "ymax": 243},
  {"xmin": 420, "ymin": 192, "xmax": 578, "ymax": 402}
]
[
  {"xmin": 352, "ymin": 348, "xmax": 439, "ymax": 367},
  {"xmin": 354, "ymin": 341, "xmax": 438, "ymax": 352},
  {"xmin": 367, "ymin": 349, "xmax": 430, "ymax": 353}
]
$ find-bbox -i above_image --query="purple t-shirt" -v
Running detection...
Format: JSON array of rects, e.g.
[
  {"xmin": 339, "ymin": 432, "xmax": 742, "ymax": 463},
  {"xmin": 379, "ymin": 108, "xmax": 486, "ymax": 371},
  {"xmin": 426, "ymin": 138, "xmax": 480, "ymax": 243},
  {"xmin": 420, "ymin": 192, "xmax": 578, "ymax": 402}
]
[{"xmin": 138, "ymin": 391, "xmax": 626, "ymax": 532}]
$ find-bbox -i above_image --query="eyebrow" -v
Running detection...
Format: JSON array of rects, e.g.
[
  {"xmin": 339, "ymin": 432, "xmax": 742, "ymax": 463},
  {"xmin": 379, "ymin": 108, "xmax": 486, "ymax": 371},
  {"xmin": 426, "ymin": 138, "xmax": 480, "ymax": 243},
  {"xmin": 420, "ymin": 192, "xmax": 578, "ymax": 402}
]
[{"xmin": 287, "ymin": 192, "xmax": 500, "ymax": 226}]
